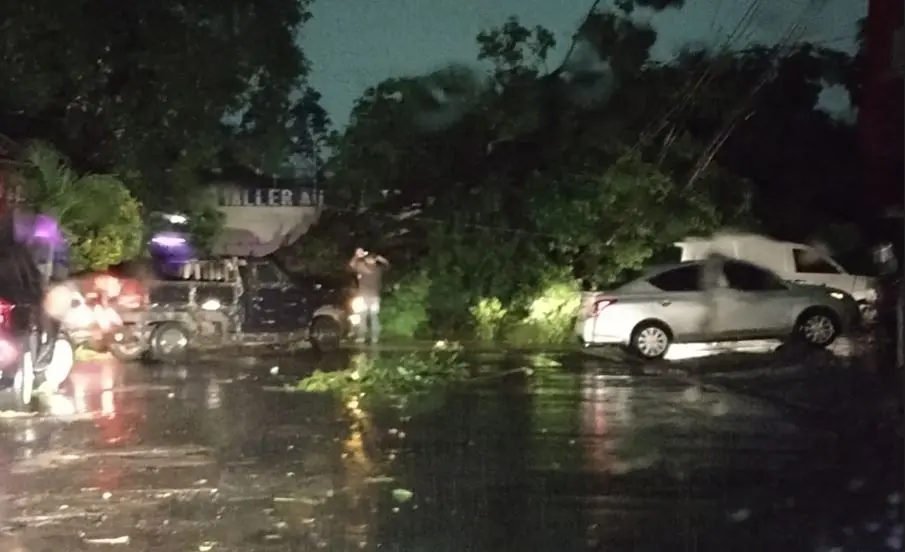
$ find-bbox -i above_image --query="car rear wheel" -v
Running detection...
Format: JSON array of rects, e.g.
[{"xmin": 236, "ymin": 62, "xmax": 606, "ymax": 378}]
[
  {"xmin": 311, "ymin": 315, "xmax": 342, "ymax": 352},
  {"xmin": 795, "ymin": 309, "xmax": 839, "ymax": 348},
  {"xmin": 148, "ymin": 322, "xmax": 190, "ymax": 363},
  {"xmin": 630, "ymin": 322, "xmax": 672, "ymax": 360}
]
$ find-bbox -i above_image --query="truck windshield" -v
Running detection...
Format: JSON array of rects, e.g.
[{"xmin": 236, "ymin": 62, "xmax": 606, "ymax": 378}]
[{"xmin": 267, "ymin": 256, "xmax": 293, "ymax": 280}]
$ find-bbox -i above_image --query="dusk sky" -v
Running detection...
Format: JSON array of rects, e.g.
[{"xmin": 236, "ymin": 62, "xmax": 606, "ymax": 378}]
[{"xmin": 303, "ymin": 0, "xmax": 865, "ymax": 128}]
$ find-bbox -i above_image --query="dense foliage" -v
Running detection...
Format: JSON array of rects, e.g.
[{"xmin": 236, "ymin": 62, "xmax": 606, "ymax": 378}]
[
  {"xmin": 298, "ymin": 344, "xmax": 470, "ymax": 412},
  {"xmin": 0, "ymin": 0, "xmax": 327, "ymax": 219},
  {"xmin": 0, "ymin": 0, "xmax": 870, "ymax": 340},
  {"xmin": 11, "ymin": 142, "xmax": 143, "ymax": 271},
  {"xmin": 296, "ymin": 3, "xmax": 864, "ymax": 342}
]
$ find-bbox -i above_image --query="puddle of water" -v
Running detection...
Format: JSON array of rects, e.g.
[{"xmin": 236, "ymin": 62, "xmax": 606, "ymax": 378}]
[{"xmin": 0, "ymin": 351, "xmax": 894, "ymax": 551}]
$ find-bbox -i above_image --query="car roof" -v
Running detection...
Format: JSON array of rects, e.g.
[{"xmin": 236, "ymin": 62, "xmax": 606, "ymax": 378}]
[{"xmin": 641, "ymin": 260, "xmax": 702, "ymax": 277}]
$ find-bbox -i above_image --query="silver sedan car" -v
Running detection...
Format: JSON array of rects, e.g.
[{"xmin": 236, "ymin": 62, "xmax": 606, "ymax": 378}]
[{"xmin": 577, "ymin": 258, "xmax": 860, "ymax": 359}]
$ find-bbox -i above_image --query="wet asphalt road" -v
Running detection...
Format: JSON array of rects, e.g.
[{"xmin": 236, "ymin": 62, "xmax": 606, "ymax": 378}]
[{"xmin": 0, "ymin": 344, "xmax": 898, "ymax": 552}]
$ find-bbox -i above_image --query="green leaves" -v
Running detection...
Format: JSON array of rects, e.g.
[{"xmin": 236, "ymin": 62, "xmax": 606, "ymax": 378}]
[
  {"xmin": 14, "ymin": 142, "xmax": 143, "ymax": 271},
  {"xmin": 391, "ymin": 488, "xmax": 414, "ymax": 503},
  {"xmin": 0, "ymin": 0, "xmax": 322, "ymax": 208},
  {"xmin": 320, "ymin": 8, "xmax": 869, "ymax": 335},
  {"xmin": 323, "ymin": 10, "xmax": 752, "ymax": 320},
  {"xmin": 477, "ymin": 17, "xmax": 556, "ymax": 80},
  {"xmin": 379, "ymin": 271, "xmax": 431, "ymax": 339},
  {"xmin": 297, "ymin": 349, "xmax": 470, "ymax": 412},
  {"xmin": 527, "ymin": 151, "xmax": 729, "ymax": 286}
]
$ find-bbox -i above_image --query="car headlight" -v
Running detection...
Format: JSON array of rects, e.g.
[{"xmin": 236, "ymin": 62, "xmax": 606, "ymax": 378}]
[
  {"xmin": 829, "ymin": 291, "xmax": 845, "ymax": 300},
  {"xmin": 350, "ymin": 296, "xmax": 367, "ymax": 313}
]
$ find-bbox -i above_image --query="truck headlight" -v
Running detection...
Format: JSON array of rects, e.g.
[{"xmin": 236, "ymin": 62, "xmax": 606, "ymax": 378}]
[{"xmin": 200, "ymin": 299, "xmax": 221, "ymax": 311}]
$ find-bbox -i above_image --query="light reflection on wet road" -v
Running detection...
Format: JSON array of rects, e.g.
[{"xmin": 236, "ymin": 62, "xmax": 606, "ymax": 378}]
[{"xmin": 0, "ymin": 350, "xmax": 861, "ymax": 551}]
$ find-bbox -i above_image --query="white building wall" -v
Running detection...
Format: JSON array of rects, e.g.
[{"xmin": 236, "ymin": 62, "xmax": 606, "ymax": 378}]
[{"xmin": 206, "ymin": 182, "xmax": 324, "ymax": 257}]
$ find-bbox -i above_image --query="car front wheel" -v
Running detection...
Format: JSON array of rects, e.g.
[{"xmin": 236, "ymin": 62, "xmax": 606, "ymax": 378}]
[
  {"xmin": 630, "ymin": 322, "xmax": 672, "ymax": 360},
  {"xmin": 795, "ymin": 309, "xmax": 840, "ymax": 348}
]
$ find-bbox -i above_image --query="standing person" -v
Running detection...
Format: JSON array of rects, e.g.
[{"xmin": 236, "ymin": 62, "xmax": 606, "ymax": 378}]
[{"xmin": 349, "ymin": 248, "xmax": 389, "ymax": 344}]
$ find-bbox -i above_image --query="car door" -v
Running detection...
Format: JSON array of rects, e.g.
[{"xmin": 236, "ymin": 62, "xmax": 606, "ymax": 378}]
[
  {"xmin": 644, "ymin": 264, "xmax": 713, "ymax": 342},
  {"xmin": 243, "ymin": 261, "xmax": 291, "ymax": 333},
  {"xmin": 716, "ymin": 260, "xmax": 796, "ymax": 337}
]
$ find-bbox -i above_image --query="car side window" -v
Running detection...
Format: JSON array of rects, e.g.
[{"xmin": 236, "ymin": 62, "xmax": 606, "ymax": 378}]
[
  {"xmin": 723, "ymin": 260, "xmax": 787, "ymax": 292},
  {"xmin": 793, "ymin": 248, "xmax": 841, "ymax": 274},
  {"xmin": 647, "ymin": 265, "xmax": 701, "ymax": 292},
  {"xmin": 254, "ymin": 262, "xmax": 283, "ymax": 285}
]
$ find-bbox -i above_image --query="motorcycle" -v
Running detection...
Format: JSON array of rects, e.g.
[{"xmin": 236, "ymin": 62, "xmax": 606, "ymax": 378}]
[{"xmin": 0, "ymin": 289, "xmax": 75, "ymax": 409}]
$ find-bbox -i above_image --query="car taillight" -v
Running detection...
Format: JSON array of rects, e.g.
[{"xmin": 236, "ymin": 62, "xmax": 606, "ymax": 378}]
[
  {"xmin": 593, "ymin": 298, "xmax": 616, "ymax": 316},
  {"xmin": 0, "ymin": 299, "xmax": 13, "ymax": 330},
  {"xmin": 0, "ymin": 337, "xmax": 17, "ymax": 367}
]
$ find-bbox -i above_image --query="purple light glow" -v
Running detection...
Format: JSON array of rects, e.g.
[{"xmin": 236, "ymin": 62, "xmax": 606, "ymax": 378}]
[
  {"xmin": 149, "ymin": 231, "xmax": 194, "ymax": 265},
  {"xmin": 14, "ymin": 212, "xmax": 64, "ymax": 245},
  {"xmin": 33, "ymin": 215, "xmax": 61, "ymax": 242},
  {"xmin": 151, "ymin": 233, "xmax": 187, "ymax": 247}
]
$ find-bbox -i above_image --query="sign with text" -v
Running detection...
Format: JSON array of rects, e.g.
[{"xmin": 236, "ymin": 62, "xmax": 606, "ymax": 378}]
[{"xmin": 217, "ymin": 187, "xmax": 324, "ymax": 208}]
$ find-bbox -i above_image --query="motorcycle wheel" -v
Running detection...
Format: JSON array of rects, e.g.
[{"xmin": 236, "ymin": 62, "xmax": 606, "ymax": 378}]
[{"xmin": 12, "ymin": 350, "xmax": 35, "ymax": 411}]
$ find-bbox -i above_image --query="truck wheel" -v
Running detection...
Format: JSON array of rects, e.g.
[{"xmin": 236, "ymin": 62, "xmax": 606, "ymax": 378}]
[
  {"xmin": 311, "ymin": 316, "xmax": 342, "ymax": 352},
  {"xmin": 148, "ymin": 322, "xmax": 190, "ymax": 363}
]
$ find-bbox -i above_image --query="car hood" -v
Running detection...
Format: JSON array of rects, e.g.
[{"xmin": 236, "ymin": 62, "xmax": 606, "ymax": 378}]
[{"xmin": 790, "ymin": 282, "xmax": 855, "ymax": 302}]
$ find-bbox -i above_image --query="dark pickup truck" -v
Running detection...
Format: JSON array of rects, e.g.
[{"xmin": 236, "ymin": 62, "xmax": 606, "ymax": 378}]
[{"xmin": 107, "ymin": 256, "xmax": 354, "ymax": 362}]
